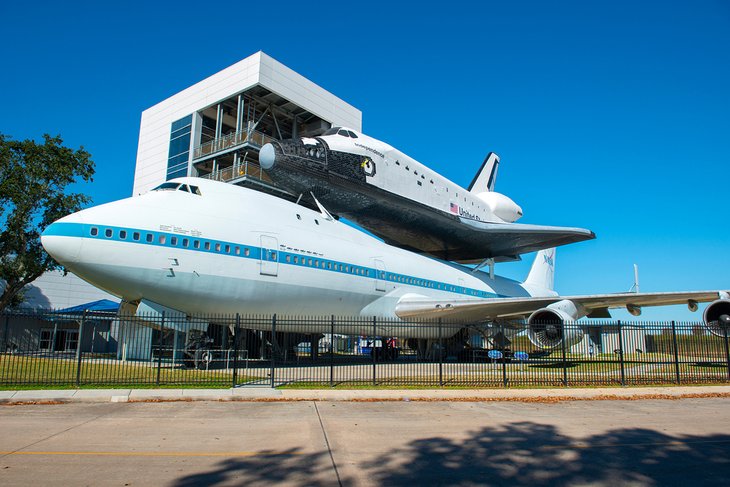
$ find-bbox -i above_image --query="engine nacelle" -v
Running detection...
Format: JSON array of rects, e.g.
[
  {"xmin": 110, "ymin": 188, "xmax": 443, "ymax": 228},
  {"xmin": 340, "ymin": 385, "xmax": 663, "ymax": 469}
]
[
  {"xmin": 527, "ymin": 300, "xmax": 586, "ymax": 350},
  {"xmin": 703, "ymin": 299, "xmax": 730, "ymax": 337},
  {"xmin": 476, "ymin": 192, "xmax": 523, "ymax": 223}
]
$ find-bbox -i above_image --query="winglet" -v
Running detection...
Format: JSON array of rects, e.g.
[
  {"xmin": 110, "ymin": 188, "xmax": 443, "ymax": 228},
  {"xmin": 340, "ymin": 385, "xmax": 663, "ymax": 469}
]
[
  {"xmin": 468, "ymin": 152, "xmax": 500, "ymax": 193},
  {"xmin": 524, "ymin": 248, "xmax": 556, "ymax": 292}
]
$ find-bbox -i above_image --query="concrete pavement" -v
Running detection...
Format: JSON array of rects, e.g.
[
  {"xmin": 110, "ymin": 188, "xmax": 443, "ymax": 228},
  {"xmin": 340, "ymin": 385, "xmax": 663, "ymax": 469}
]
[{"xmin": 1, "ymin": 397, "xmax": 730, "ymax": 486}]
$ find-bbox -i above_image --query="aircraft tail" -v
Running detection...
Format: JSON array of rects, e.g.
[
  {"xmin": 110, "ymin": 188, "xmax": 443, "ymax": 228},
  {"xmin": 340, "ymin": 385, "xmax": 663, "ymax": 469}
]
[
  {"xmin": 468, "ymin": 152, "xmax": 500, "ymax": 193},
  {"xmin": 523, "ymin": 248, "xmax": 556, "ymax": 292}
]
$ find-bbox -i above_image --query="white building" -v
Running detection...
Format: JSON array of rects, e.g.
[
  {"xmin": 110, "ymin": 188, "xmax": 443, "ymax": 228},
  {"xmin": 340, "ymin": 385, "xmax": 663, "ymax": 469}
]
[{"xmin": 133, "ymin": 51, "xmax": 361, "ymax": 196}]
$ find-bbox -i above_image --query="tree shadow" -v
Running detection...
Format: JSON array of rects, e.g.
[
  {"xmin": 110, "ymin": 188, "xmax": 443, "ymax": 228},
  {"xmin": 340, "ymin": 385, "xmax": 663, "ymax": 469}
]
[
  {"xmin": 364, "ymin": 422, "xmax": 730, "ymax": 486},
  {"xmin": 172, "ymin": 447, "xmax": 347, "ymax": 486},
  {"xmin": 171, "ymin": 421, "xmax": 730, "ymax": 486}
]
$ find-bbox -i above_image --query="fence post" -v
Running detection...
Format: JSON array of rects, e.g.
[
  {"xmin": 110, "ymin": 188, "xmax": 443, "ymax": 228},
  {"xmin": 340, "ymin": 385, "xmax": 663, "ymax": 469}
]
[
  {"xmin": 671, "ymin": 320, "xmax": 681, "ymax": 384},
  {"xmin": 617, "ymin": 320, "xmax": 626, "ymax": 386},
  {"xmin": 156, "ymin": 312, "xmax": 165, "ymax": 386},
  {"xmin": 499, "ymin": 324, "xmax": 506, "ymax": 388},
  {"xmin": 75, "ymin": 310, "xmax": 86, "ymax": 387},
  {"xmin": 438, "ymin": 319, "xmax": 443, "ymax": 387},
  {"xmin": 232, "ymin": 314, "xmax": 240, "ymax": 388},
  {"xmin": 561, "ymin": 323, "xmax": 568, "ymax": 387},
  {"xmin": 2, "ymin": 314, "xmax": 8, "ymax": 352},
  {"xmin": 723, "ymin": 324, "xmax": 730, "ymax": 382},
  {"xmin": 271, "ymin": 314, "xmax": 276, "ymax": 388},
  {"xmin": 330, "ymin": 315, "xmax": 335, "ymax": 388},
  {"xmin": 372, "ymin": 316, "xmax": 377, "ymax": 386}
]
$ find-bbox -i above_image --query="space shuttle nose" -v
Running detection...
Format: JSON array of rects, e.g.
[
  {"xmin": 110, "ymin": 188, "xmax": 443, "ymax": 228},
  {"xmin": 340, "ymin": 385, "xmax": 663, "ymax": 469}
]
[{"xmin": 259, "ymin": 143, "xmax": 277, "ymax": 170}]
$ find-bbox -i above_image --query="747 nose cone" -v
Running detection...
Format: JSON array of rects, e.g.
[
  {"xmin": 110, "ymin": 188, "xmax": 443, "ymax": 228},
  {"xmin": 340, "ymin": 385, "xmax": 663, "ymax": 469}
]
[
  {"xmin": 259, "ymin": 143, "xmax": 277, "ymax": 170},
  {"xmin": 41, "ymin": 220, "xmax": 85, "ymax": 265}
]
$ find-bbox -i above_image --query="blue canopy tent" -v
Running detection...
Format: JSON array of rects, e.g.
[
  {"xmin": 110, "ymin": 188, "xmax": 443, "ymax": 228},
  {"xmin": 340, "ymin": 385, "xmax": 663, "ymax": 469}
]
[{"xmin": 55, "ymin": 299, "xmax": 120, "ymax": 314}]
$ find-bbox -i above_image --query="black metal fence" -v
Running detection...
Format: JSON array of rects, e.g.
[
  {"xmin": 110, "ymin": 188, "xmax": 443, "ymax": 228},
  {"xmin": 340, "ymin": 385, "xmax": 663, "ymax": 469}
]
[{"xmin": 1, "ymin": 310, "xmax": 729, "ymax": 388}]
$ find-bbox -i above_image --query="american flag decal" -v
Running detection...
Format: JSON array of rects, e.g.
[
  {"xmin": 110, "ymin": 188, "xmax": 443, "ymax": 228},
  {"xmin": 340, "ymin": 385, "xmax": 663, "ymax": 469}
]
[{"xmin": 450, "ymin": 203, "xmax": 459, "ymax": 214}]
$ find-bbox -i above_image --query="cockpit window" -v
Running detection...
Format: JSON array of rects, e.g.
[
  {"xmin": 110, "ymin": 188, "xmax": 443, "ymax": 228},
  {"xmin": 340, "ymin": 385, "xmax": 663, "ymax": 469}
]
[
  {"xmin": 153, "ymin": 182, "xmax": 180, "ymax": 191},
  {"xmin": 188, "ymin": 185, "xmax": 201, "ymax": 195},
  {"xmin": 178, "ymin": 184, "xmax": 190, "ymax": 193},
  {"xmin": 337, "ymin": 129, "xmax": 350, "ymax": 137},
  {"xmin": 347, "ymin": 131, "xmax": 358, "ymax": 138},
  {"xmin": 322, "ymin": 127, "xmax": 341, "ymax": 136}
]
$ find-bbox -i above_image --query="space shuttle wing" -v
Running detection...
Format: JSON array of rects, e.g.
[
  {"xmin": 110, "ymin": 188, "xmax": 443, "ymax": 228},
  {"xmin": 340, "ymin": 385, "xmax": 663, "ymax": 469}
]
[
  {"xmin": 454, "ymin": 220, "xmax": 595, "ymax": 261},
  {"xmin": 395, "ymin": 291, "xmax": 727, "ymax": 322}
]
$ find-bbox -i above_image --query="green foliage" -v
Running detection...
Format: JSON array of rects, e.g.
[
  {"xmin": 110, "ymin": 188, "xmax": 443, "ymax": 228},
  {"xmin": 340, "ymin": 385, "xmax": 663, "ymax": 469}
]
[{"xmin": 0, "ymin": 133, "xmax": 94, "ymax": 311}]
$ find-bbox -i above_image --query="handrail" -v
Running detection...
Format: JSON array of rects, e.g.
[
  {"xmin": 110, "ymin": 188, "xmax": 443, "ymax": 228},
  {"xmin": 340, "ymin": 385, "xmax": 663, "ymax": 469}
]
[{"xmin": 193, "ymin": 129, "xmax": 275, "ymax": 160}]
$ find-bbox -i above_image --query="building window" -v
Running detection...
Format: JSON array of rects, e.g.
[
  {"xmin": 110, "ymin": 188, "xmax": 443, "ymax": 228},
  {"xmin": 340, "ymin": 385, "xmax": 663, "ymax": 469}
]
[{"xmin": 166, "ymin": 114, "xmax": 192, "ymax": 181}]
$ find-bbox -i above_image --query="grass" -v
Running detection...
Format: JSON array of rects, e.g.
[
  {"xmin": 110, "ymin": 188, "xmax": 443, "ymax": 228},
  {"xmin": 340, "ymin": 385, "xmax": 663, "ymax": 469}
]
[{"xmin": 1, "ymin": 353, "xmax": 729, "ymax": 390}]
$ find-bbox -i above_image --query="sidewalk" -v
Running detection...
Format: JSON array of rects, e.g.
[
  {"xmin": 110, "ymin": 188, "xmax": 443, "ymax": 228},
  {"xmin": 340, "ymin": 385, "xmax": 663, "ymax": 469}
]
[{"xmin": 2, "ymin": 385, "xmax": 730, "ymax": 404}]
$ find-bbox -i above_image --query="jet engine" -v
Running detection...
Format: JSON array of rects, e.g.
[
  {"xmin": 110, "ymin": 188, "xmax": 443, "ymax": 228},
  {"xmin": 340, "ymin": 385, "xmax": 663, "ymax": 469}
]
[
  {"xmin": 527, "ymin": 300, "xmax": 585, "ymax": 350},
  {"xmin": 703, "ymin": 298, "xmax": 730, "ymax": 337},
  {"xmin": 475, "ymin": 192, "xmax": 523, "ymax": 223}
]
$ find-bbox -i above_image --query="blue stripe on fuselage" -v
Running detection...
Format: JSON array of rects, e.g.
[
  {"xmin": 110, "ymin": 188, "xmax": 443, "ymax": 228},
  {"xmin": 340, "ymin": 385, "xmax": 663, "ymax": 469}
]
[{"xmin": 44, "ymin": 222, "xmax": 503, "ymax": 298}]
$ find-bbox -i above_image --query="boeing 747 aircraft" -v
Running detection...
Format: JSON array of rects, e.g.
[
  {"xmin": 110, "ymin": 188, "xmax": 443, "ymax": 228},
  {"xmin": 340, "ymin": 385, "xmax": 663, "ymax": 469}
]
[
  {"xmin": 41, "ymin": 177, "xmax": 729, "ymax": 349},
  {"xmin": 258, "ymin": 127, "xmax": 595, "ymax": 263}
]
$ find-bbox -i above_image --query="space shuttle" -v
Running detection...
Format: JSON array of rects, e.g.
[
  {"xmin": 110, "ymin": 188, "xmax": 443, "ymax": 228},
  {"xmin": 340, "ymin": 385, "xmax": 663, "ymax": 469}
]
[{"xmin": 259, "ymin": 127, "xmax": 594, "ymax": 263}]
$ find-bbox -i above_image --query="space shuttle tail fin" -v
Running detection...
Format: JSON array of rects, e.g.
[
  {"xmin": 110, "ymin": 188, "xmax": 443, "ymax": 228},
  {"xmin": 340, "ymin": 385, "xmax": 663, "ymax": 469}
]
[{"xmin": 468, "ymin": 152, "xmax": 500, "ymax": 193}]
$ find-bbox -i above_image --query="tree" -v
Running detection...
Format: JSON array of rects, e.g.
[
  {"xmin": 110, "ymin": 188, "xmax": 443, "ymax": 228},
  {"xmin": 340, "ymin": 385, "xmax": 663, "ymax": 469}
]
[{"xmin": 0, "ymin": 133, "xmax": 94, "ymax": 311}]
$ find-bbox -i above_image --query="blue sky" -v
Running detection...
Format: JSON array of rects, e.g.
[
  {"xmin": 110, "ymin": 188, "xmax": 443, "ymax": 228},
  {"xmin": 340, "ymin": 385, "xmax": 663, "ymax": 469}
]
[{"xmin": 1, "ymin": 1, "xmax": 728, "ymax": 320}]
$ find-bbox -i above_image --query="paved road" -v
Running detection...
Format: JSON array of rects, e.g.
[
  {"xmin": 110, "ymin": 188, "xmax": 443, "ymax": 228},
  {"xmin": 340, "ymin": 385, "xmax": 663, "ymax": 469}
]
[{"xmin": 1, "ymin": 398, "xmax": 729, "ymax": 486}]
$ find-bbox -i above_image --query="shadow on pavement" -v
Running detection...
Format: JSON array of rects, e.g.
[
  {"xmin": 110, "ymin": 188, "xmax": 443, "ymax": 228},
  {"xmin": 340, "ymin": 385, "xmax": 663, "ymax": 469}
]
[{"xmin": 172, "ymin": 422, "xmax": 730, "ymax": 486}]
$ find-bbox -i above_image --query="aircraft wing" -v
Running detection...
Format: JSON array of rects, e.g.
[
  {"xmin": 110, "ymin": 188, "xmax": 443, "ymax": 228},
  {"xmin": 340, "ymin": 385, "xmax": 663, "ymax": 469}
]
[{"xmin": 394, "ymin": 290, "xmax": 727, "ymax": 322}]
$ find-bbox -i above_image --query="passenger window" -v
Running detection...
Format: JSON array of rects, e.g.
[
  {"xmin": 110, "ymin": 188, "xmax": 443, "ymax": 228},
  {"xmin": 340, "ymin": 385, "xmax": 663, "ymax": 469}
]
[
  {"xmin": 120, "ymin": 230, "xmax": 127, "ymax": 239},
  {"xmin": 170, "ymin": 237, "xmax": 177, "ymax": 246},
  {"xmin": 235, "ymin": 246, "xmax": 240, "ymax": 255},
  {"xmin": 294, "ymin": 256, "xmax": 299, "ymax": 264},
  {"xmin": 215, "ymin": 243, "xmax": 221, "ymax": 252},
  {"xmin": 271, "ymin": 251, "xmax": 277, "ymax": 260},
  {"xmin": 286, "ymin": 255, "xmax": 291, "ymax": 263},
  {"xmin": 308, "ymin": 258, "xmax": 313, "ymax": 266},
  {"xmin": 244, "ymin": 248, "xmax": 250, "ymax": 256},
  {"xmin": 133, "ymin": 232, "xmax": 140, "ymax": 241},
  {"xmin": 204, "ymin": 242, "xmax": 210, "ymax": 250},
  {"xmin": 159, "ymin": 235, "xmax": 166, "ymax": 244},
  {"xmin": 194, "ymin": 240, "xmax": 200, "ymax": 249},
  {"xmin": 296, "ymin": 214, "xmax": 301, "ymax": 220},
  {"xmin": 224, "ymin": 245, "xmax": 230, "ymax": 253},
  {"xmin": 182, "ymin": 238, "xmax": 189, "ymax": 247},
  {"xmin": 90, "ymin": 227, "xmax": 98, "ymax": 236},
  {"xmin": 315, "ymin": 219, "xmax": 319, "ymax": 225},
  {"xmin": 146, "ymin": 234, "xmax": 153, "ymax": 243},
  {"xmin": 104, "ymin": 229, "xmax": 112, "ymax": 238}
]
